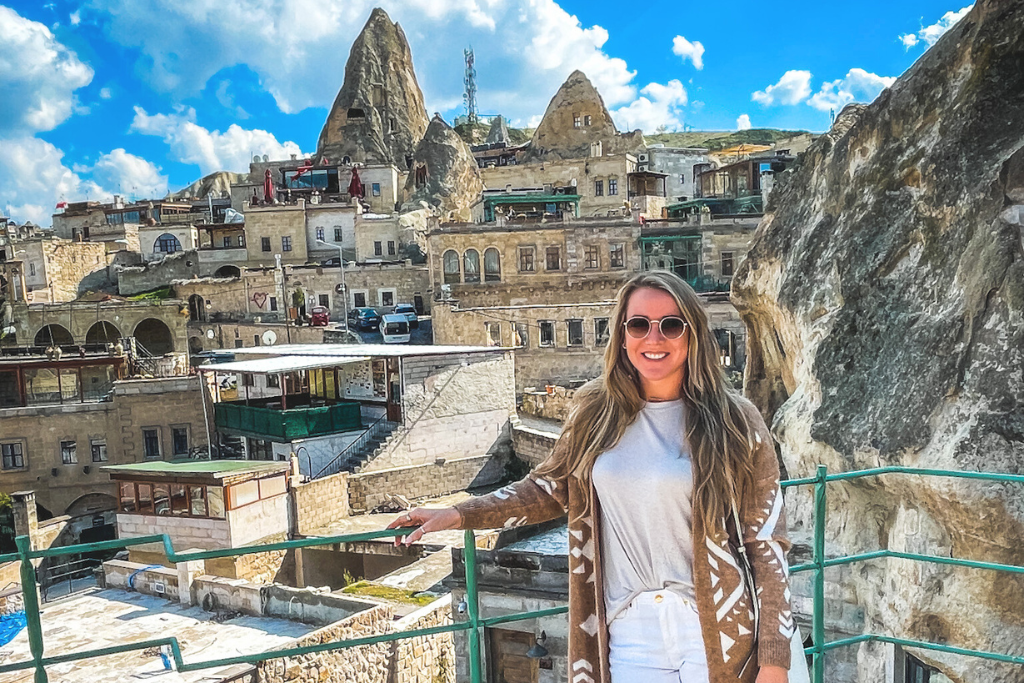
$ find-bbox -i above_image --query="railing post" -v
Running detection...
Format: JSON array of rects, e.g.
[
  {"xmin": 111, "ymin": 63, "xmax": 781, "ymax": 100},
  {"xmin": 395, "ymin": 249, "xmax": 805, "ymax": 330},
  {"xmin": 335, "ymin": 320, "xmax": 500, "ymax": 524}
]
[
  {"xmin": 812, "ymin": 465, "xmax": 828, "ymax": 683},
  {"xmin": 464, "ymin": 529, "xmax": 483, "ymax": 683},
  {"xmin": 16, "ymin": 535, "xmax": 48, "ymax": 683}
]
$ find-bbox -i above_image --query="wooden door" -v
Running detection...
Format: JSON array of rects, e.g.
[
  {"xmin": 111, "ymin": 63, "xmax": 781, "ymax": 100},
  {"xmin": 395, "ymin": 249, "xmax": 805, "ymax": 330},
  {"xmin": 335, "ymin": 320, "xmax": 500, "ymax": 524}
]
[{"xmin": 487, "ymin": 629, "xmax": 538, "ymax": 683}]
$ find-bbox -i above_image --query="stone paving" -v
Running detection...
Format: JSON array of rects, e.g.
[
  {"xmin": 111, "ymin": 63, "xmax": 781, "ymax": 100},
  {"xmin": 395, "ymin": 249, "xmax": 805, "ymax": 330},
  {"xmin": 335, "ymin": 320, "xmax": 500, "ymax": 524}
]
[{"xmin": 0, "ymin": 588, "xmax": 315, "ymax": 682}]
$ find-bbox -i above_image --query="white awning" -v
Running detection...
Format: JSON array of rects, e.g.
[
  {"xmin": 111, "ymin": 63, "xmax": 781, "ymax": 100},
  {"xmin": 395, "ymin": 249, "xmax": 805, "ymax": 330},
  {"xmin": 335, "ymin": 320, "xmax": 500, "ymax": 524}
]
[{"xmin": 198, "ymin": 355, "xmax": 370, "ymax": 374}]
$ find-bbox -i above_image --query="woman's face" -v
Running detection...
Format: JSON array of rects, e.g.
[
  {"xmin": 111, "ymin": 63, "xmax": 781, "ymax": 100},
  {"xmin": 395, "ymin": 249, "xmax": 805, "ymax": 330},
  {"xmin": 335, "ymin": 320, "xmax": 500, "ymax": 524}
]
[{"xmin": 623, "ymin": 287, "xmax": 689, "ymax": 401}]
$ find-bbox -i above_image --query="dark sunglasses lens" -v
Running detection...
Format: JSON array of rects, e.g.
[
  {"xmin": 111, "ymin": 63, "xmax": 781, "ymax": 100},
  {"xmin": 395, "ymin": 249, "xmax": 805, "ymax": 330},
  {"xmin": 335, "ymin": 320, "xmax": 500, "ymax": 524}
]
[
  {"xmin": 660, "ymin": 317, "xmax": 686, "ymax": 339},
  {"xmin": 625, "ymin": 318, "xmax": 651, "ymax": 338}
]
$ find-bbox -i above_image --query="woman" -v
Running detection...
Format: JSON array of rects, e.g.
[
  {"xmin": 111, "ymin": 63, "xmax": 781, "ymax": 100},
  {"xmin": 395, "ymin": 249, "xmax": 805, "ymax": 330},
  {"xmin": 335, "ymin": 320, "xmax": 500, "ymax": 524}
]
[{"xmin": 389, "ymin": 271, "xmax": 794, "ymax": 683}]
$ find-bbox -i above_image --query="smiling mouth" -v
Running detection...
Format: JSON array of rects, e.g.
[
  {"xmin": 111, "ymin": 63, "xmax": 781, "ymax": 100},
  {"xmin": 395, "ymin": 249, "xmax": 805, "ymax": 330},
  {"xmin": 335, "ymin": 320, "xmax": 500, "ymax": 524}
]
[{"xmin": 641, "ymin": 352, "xmax": 668, "ymax": 360}]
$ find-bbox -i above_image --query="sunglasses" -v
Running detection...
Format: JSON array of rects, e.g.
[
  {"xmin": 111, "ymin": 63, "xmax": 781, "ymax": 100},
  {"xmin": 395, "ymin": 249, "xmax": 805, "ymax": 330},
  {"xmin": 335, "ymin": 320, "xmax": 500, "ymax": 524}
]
[{"xmin": 623, "ymin": 316, "xmax": 689, "ymax": 340}]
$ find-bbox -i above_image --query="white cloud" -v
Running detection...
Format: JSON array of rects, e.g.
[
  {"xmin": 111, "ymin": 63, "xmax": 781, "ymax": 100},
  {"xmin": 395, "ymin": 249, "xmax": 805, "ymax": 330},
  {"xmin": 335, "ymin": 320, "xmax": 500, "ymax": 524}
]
[
  {"xmin": 70, "ymin": 10, "xmax": 81, "ymax": 25},
  {"xmin": 671, "ymin": 35, "xmax": 704, "ymax": 70},
  {"xmin": 807, "ymin": 68, "xmax": 896, "ymax": 112},
  {"xmin": 611, "ymin": 80, "xmax": 687, "ymax": 133},
  {"xmin": 99, "ymin": 87, "xmax": 112, "ymax": 99},
  {"xmin": 899, "ymin": 4, "xmax": 973, "ymax": 50},
  {"xmin": 736, "ymin": 114, "xmax": 751, "ymax": 130},
  {"xmin": 752, "ymin": 70, "xmax": 813, "ymax": 106},
  {"xmin": 86, "ymin": 1, "xmax": 640, "ymax": 122},
  {"xmin": 0, "ymin": 5, "xmax": 93, "ymax": 134},
  {"xmin": 130, "ymin": 106, "xmax": 304, "ymax": 175},
  {"xmin": 90, "ymin": 148, "xmax": 168, "ymax": 198}
]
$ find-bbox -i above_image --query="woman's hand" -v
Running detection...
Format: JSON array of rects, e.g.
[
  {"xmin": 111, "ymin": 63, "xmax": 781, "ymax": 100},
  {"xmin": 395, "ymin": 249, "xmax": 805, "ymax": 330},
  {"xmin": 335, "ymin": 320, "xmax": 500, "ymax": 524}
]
[
  {"xmin": 756, "ymin": 665, "xmax": 788, "ymax": 683},
  {"xmin": 386, "ymin": 507, "xmax": 461, "ymax": 546}
]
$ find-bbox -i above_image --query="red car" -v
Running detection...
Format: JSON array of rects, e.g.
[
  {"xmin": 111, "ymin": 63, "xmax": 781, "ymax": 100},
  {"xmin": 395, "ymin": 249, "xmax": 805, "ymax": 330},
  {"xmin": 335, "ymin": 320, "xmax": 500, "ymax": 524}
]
[{"xmin": 309, "ymin": 305, "xmax": 330, "ymax": 326}]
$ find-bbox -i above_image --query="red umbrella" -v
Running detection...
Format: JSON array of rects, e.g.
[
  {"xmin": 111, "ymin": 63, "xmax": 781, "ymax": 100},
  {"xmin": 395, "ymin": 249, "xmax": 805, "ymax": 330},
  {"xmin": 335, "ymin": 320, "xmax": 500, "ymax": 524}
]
[
  {"xmin": 263, "ymin": 169, "xmax": 274, "ymax": 201},
  {"xmin": 348, "ymin": 167, "xmax": 364, "ymax": 198}
]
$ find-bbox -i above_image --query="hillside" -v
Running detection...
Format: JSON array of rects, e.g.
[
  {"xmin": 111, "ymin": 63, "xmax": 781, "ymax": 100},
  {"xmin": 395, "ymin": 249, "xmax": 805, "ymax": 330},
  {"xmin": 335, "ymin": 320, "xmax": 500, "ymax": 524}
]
[
  {"xmin": 454, "ymin": 122, "xmax": 532, "ymax": 146},
  {"xmin": 645, "ymin": 129, "xmax": 808, "ymax": 151}
]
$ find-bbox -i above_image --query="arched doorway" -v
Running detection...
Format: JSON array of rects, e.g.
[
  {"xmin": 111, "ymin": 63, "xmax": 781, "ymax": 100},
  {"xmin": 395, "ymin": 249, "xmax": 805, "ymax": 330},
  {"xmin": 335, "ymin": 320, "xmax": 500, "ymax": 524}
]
[
  {"xmin": 34, "ymin": 324, "xmax": 74, "ymax": 348},
  {"xmin": 188, "ymin": 336, "xmax": 204, "ymax": 355},
  {"xmin": 134, "ymin": 318, "xmax": 174, "ymax": 355},
  {"xmin": 188, "ymin": 294, "xmax": 207, "ymax": 322},
  {"xmin": 85, "ymin": 321, "xmax": 121, "ymax": 345},
  {"xmin": 214, "ymin": 265, "xmax": 241, "ymax": 278}
]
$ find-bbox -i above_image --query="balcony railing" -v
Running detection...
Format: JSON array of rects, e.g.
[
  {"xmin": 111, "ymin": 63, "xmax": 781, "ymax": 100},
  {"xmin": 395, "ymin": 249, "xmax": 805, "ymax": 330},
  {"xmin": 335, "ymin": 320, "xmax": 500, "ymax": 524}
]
[
  {"xmin": 214, "ymin": 400, "xmax": 362, "ymax": 441},
  {"xmin": 0, "ymin": 466, "xmax": 1022, "ymax": 682}
]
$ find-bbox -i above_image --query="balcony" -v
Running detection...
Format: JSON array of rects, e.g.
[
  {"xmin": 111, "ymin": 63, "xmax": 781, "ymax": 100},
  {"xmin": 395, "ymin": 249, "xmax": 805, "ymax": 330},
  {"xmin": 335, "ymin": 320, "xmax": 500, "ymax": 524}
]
[{"xmin": 214, "ymin": 399, "xmax": 362, "ymax": 441}]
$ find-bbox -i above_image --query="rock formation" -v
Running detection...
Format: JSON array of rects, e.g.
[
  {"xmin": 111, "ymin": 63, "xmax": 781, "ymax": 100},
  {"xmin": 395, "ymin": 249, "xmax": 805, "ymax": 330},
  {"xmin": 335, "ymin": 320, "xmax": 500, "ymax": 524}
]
[
  {"xmin": 401, "ymin": 115, "xmax": 484, "ymax": 223},
  {"xmin": 169, "ymin": 171, "xmax": 246, "ymax": 200},
  {"xmin": 485, "ymin": 115, "xmax": 510, "ymax": 145},
  {"xmin": 316, "ymin": 8, "xmax": 429, "ymax": 168},
  {"xmin": 731, "ymin": 1, "xmax": 1023, "ymax": 681},
  {"xmin": 525, "ymin": 70, "xmax": 644, "ymax": 162}
]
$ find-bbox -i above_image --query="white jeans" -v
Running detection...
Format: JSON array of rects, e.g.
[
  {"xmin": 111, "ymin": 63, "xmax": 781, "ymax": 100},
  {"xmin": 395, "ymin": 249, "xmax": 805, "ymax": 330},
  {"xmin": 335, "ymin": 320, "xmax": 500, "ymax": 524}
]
[{"xmin": 608, "ymin": 590, "xmax": 710, "ymax": 683}]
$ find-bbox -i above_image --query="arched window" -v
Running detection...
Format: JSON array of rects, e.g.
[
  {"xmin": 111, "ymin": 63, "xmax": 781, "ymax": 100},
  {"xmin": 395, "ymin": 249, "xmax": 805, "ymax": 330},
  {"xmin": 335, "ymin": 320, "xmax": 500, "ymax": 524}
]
[
  {"xmin": 155, "ymin": 233, "xmax": 182, "ymax": 254},
  {"xmin": 442, "ymin": 250, "xmax": 460, "ymax": 284},
  {"xmin": 484, "ymin": 248, "xmax": 501, "ymax": 282},
  {"xmin": 463, "ymin": 249, "xmax": 480, "ymax": 284}
]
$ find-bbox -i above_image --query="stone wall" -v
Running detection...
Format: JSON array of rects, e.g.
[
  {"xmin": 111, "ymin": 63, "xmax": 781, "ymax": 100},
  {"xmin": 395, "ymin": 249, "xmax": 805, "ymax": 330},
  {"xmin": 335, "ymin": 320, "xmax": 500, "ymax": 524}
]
[
  {"xmin": 344, "ymin": 262, "xmax": 430, "ymax": 312},
  {"xmin": 390, "ymin": 596, "xmax": 456, "ymax": 683},
  {"xmin": 16, "ymin": 238, "xmax": 111, "ymax": 303},
  {"xmin": 119, "ymin": 513, "xmax": 232, "ymax": 551},
  {"xmin": 103, "ymin": 560, "xmax": 179, "ymax": 598},
  {"xmin": 511, "ymin": 420, "xmax": 558, "ymax": 467},
  {"xmin": 119, "ymin": 250, "xmax": 202, "ymax": 296},
  {"xmin": 188, "ymin": 321, "xmax": 324, "ymax": 354},
  {"xmin": 520, "ymin": 387, "xmax": 574, "ymax": 422},
  {"xmin": 244, "ymin": 203, "xmax": 309, "ymax": 265},
  {"xmin": 348, "ymin": 453, "xmax": 509, "ymax": 513},
  {"xmin": 293, "ymin": 472, "xmax": 350, "ymax": 535}
]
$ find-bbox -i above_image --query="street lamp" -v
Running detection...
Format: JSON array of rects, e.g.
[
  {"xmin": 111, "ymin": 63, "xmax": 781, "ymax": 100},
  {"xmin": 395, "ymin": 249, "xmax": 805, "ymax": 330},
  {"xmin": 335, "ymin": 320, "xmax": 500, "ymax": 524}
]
[{"xmin": 316, "ymin": 239, "xmax": 348, "ymax": 328}]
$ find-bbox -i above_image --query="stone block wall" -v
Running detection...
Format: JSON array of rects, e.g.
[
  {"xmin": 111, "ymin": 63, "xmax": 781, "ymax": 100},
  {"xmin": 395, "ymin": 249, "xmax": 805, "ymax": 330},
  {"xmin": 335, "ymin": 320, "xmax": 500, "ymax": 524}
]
[
  {"xmin": 293, "ymin": 472, "xmax": 350, "ymax": 535},
  {"xmin": 256, "ymin": 603, "xmax": 395, "ymax": 683},
  {"xmin": 389, "ymin": 596, "xmax": 455, "ymax": 683},
  {"xmin": 193, "ymin": 574, "xmax": 264, "ymax": 615},
  {"xmin": 118, "ymin": 513, "xmax": 231, "ymax": 551},
  {"xmin": 118, "ymin": 250, "xmax": 202, "ymax": 295},
  {"xmin": 511, "ymin": 420, "xmax": 557, "ymax": 467},
  {"xmin": 103, "ymin": 560, "xmax": 179, "ymax": 599},
  {"xmin": 348, "ymin": 453, "xmax": 509, "ymax": 513},
  {"xmin": 520, "ymin": 387, "xmax": 574, "ymax": 421}
]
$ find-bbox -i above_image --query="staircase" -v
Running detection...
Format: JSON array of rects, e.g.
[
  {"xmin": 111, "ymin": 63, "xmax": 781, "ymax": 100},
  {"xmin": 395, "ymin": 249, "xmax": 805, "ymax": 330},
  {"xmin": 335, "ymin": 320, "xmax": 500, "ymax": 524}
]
[{"xmin": 312, "ymin": 416, "xmax": 402, "ymax": 479}]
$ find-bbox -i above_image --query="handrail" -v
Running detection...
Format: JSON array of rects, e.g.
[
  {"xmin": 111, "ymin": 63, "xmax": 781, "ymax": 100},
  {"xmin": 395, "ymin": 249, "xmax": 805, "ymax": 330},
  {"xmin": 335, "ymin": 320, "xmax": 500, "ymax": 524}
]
[{"xmin": 312, "ymin": 414, "xmax": 397, "ymax": 479}]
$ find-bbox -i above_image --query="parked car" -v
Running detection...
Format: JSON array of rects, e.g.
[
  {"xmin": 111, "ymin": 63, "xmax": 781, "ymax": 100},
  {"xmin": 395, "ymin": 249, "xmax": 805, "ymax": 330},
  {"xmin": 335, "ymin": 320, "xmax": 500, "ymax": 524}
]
[
  {"xmin": 380, "ymin": 314, "xmax": 411, "ymax": 344},
  {"xmin": 309, "ymin": 306, "xmax": 330, "ymax": 327},
  {"xmin": 392, "ymin": 303, "xmax": 419, "ymax": 328},
  {"xmin": 352, "ymin": 307, "xmax": 380, "ymax": 330}
]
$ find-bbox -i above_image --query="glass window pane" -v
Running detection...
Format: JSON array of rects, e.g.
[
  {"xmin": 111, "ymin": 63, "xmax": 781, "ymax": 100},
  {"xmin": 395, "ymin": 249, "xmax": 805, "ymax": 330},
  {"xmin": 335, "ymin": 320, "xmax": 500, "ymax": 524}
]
[
  {"xmin": 189, "ymin": 486, "xmax": 207, "ymax": 516},
  {"xmin": 207, "ymin": 487, "xmax": 226, "ymax": 519},
  {"xmin": 82, "ymin": 365, "xmax": 116, "ymax": 401},
  {"xmin": 137, "ymin": 483, "xmax": 153, "ymax": 513},
  {"xmin": 325, "ymin": 371, "xmax": 336, "ymax": 400},
  {"xmin": 443, "ymin": 250, "xmax": 460, "ymax": 284},
  {"xmin": 58, "ymin": 369, "xmax": 80, "ymax": 403},
  {"xmin": 170, "ymin": 484, "xmax": 189, "ymax": 515},
  {"xmin": 464, "ymin": 250, "xmax": 480, "ymax": 283},
  {"xmin": 119, "ymin": 483, "xmax": 137, "ymax": 513},
  {"xmin": 0, "ymin": 371, "xmax": 20, "ymax": 407},
  {"xmin": 23, "ymin": 368, "xmax": 60, "ymax": 405},
  {"xmin": 153, "ymin": 484, "xmax": 171, "ymax": 515},
  {"xmin": 484, "ymin": 248, "xmax": 500, "ymax": 281}
]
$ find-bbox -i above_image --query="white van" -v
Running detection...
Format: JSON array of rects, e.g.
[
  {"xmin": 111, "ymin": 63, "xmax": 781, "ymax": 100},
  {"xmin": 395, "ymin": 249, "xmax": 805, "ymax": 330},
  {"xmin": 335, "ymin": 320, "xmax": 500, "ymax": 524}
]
[{"xmin": 380, "ymin": 314, "xmax": 411, "ymax": 344}]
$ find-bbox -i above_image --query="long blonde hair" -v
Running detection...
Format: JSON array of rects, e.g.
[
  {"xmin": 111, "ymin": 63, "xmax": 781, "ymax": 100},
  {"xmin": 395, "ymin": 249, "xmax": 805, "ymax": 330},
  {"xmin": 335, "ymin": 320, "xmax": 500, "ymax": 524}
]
[{"xmin": 535, "ymin": 271, "xmax": 757, "ymax": 539}]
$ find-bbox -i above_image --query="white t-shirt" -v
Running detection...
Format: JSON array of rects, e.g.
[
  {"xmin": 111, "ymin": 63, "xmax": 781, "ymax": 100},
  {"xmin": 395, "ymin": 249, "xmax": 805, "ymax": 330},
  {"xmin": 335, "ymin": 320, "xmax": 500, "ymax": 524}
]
[{"xmin": 591, "ymin": 399, "xmax": 696, "ymax": 622}]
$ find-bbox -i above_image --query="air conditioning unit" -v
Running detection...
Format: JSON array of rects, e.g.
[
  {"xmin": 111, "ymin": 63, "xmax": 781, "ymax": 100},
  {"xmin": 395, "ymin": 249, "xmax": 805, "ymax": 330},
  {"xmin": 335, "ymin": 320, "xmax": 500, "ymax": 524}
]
[
  {"xmin": 637, "ymin": 153, "xmax": 650, "ymax": 163},
  {"xmin": 637, "ymin": 163, "xmax": 650, "ymax": 173}
]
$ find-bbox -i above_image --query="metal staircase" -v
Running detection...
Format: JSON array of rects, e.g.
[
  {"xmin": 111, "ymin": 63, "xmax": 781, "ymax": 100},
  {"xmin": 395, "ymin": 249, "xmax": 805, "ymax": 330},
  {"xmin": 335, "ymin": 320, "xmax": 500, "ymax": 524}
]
[{"xmin": 312, "ymin": 415, "xmax": 401, "ymax": 479}]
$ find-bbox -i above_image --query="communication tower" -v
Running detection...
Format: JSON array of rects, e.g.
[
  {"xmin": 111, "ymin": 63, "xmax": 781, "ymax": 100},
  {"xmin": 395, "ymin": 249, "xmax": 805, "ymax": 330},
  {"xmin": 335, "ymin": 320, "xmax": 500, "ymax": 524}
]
[{"xmin": 463, "ymin": 47, "xmax": 478, "ymax": 125}]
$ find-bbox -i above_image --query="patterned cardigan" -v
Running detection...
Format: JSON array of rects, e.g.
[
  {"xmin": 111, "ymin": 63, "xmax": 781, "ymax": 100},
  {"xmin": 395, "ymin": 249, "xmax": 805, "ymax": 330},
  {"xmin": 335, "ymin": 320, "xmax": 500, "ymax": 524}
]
[{"xmin": 454, "ymin": 399, "xmax": 794, "ymax": 683}]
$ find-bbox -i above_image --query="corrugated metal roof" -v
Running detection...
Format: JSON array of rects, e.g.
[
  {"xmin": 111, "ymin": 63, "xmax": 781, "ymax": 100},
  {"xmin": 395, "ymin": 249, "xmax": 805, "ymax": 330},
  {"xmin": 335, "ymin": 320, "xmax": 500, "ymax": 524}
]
[
  {"xmin": 228, "ymin": 343, "xmax": 511, "ymax": 358},
  {"xmin": 197, "ymin": 355, "xmax": 370, "ymax": 374}
]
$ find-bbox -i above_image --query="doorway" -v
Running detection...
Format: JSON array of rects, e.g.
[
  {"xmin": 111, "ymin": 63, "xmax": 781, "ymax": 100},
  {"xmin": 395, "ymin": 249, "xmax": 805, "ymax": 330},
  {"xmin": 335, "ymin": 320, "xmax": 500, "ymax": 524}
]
[{"xmin": 386, "ymin": 358, "xmax": 402, "ymax": 422}]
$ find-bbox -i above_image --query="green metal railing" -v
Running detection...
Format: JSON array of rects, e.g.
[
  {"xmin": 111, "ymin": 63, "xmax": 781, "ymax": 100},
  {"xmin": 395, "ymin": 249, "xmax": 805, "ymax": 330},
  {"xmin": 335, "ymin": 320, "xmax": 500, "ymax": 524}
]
[
  {"xmin": 784, "ymin": 465, "xmax": 1024, "ymax": 680},
  {"xmin": 3, "ymin": 465, "xmax": 1023, "ymax": 682},
  {"xmin": 214, "ymin": 400, "xmax": 362, "ymax": 441}
]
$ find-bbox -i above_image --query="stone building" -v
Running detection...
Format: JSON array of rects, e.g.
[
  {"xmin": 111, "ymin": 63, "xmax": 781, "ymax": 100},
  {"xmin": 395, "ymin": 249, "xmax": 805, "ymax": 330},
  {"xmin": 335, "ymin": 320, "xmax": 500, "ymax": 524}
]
[
  {"xmin": 0, "ymin": 236, "xmax": 110, "ymax": 303},
  {"xmin": 645, "ymin": 146, "xmax": 711, "ymax": 202}
]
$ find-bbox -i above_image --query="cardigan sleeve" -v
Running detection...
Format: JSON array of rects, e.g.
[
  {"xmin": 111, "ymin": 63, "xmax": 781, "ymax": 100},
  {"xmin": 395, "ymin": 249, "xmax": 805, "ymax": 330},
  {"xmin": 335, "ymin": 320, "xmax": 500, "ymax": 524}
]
[
  {"xmin": 453, "ymin": 442, "xmax": 569, "ymax": 531},
  {"xmin": 738, "ymin": 402, "xmax": 795, "ymax": 670}
]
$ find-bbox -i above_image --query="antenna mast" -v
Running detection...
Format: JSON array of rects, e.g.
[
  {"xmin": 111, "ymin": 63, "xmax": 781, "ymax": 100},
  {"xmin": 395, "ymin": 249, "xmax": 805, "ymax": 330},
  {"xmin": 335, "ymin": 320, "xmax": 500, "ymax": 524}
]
[{"xmin": 463, "ymin": 47, "xmax": 478, "ymax": 125}]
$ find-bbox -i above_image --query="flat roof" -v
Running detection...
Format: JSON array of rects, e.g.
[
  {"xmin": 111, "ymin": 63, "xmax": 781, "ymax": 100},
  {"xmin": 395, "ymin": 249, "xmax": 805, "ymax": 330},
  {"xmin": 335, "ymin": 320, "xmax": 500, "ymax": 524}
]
[
  {"xmin": 228, "ymin": 343, "xmax": 512, "ymax": 358},
  {"xmin": 102, "ymin": 459, "xmax": 290, "ymax": 481},
  {"xmin": 198, "ymin": 355, "xmax": 369, "ymax": 374}
]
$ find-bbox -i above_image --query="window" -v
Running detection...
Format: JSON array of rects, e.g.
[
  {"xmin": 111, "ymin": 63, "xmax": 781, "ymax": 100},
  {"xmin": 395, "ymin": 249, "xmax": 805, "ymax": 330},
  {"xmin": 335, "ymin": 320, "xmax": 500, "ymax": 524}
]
[
  {"xmin": 269, "ymin": 296, "xmax": 278, "ymax": 311},
  {"xmin": 514, "ymin": 323, "xmax": 529, "ymax": 348},
  {"xmin": 29, "ymin": 263, "xmax": 36, "ymax": 276},
  {"xmin": 584, "ymin": 245, "xmax": 600, "ymax": 269},
  {"xmin": 610, "ymin": 243, "xmax": 625, "ymax": 269},
  {"xmin": 380, "ymin": 290, "xmax": 395, "ymax": 307},
  {"xmin": 595, "ymin": 318, "xmax": 610, "ymax": 346},
  {"xmin": 584, "ymin": 114, "xmax": 592, "ymax": 126},
  {"xmin": 172, "ymin": 427, "xmax": 189, "ymax": 456},
  {"xmin": 143, "ymin": 429, "xmax": 160, "ymax": 459},
  {"xmin": 722, "ymin": 251, "xmax": 735, "ymax": 277},
  {"xmin": 318, "ymin": 294, "xmax": 329, "ymax": 307},
  {"xmin": 594, "ymin": 180, "xmax": 604, "ymax": 197},
  {"xmin": 316, "ymin": 228, "xmax": 324, "ymax": 242},
  {"xmin": 372, "ymin": 183, "xmax": 381, "ymax": 197},
  {"xmin": 155, "ymin": 233, "xmax": 182, "ymax": 253},
  {"xmin": 374, "ymin": 241, "xmax": 383, "ymax": 256},
  {"xmin": 608, "ymin": 178, "xmax": 618, "ymax": 195},
  {"xmin": 680, "ymin": 173, "xmax": 686, "ymax": 184},
  {"xmin": 464, "ymin": 249, "xmax": 481, "ymax": 283},
  {"xmin": 353, "ymin": 291, "xmax": 367, "ymax": 308},
  {"xmin": 254, "ymin": 334, "xmax": 261, "ymax": 346},
  {"xmin": 545, "ymin": 246, "xmax": 561, "ymax": 271},
  {"xmin": 91, "ymin": 440, "xmax": 107, "ymax": 463},
  {"xmin": 484, "ymin": 248, "xmax": 501, "ymax": 282},
  {"xmin": 261, "ymin": 237, "xmax": 271, "ymax": 252},
  {"xmin": 61, "ymin": 440, "xmax": 77, "ymax": 465},
  {"xmin": 234, "ymin": 339, "xmax": 244, "ymax": 348},
  {"xmin": 573, "ymin": 113, "xmax": 581, "ymax": 128},
  {"xmin": 334, "ymin": 227, "xmax": 344, "ymax": 242},
  {"xmin": 266, "ymin": 374, "xmax": 280, "ymax": 388},
  {"xmin": 567, "ymin": 319, "xmax": 584, "ymax": 346},
  {"xmin": 222, "ymin": 235, "xmax": 232, "ymax": 248},
  {"xmin": 539, "ymin": 321, "xmax": 555, "ymax": 347},
  {"xmin": 387, "ymin": 240, "xmax": 396, "ymax": 256},
  {"xmin": 443, "ymin": 250, "xmax": 461, "ymax": 284},
  {"xmin": 2, "ymin": 443, "xmax": 24, "ymax": 470},
  {"xmin": 485, "ymin": 322, "xmax": 502, "ymax": 346},
  {"xmin": 518, "ymin": 246, "xmax": 535, "ymax": 272},
  {"xmin": 281, "ymin": 236, "xmax": 292, "ymax": 252},
  {"xmin": 905, "ymin": 653, "xmax": 941, "ymax": 683}
]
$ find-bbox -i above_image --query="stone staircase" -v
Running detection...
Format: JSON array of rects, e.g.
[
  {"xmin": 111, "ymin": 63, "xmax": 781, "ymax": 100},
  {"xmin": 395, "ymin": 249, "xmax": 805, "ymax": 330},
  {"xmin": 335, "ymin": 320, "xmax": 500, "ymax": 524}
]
[{"xmin": 312, "ymin": 418, "xmax": 402, "ymax": 479}]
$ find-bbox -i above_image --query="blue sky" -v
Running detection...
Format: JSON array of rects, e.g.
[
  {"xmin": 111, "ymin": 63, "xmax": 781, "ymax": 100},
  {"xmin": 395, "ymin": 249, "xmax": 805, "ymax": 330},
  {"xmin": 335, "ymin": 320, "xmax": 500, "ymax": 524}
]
[{"xmin": 1, "ymin": 0, "xmax": 973, "ymax": 225}]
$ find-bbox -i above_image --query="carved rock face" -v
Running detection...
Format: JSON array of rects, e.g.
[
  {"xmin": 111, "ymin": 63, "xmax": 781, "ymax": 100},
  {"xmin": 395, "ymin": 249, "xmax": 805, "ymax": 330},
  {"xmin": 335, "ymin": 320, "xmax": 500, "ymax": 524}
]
[
  {"xmin": 401, "ymin": 115, "xmax": 484, "ymax": 223},
  {"xmin": 732, "ymin": 1, "xmax": 1024, "ymax": 680},
  {"xmin": 316, "ymin": 8, "xmax": 429, "ymax": 167}
]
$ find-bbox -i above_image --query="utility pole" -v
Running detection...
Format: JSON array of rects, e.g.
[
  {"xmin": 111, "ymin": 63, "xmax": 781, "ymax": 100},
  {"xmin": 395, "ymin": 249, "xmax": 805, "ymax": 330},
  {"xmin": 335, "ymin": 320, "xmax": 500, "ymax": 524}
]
[{"xmin": 464, "ymin": 47, "xmax": 478, "ymax": 125}]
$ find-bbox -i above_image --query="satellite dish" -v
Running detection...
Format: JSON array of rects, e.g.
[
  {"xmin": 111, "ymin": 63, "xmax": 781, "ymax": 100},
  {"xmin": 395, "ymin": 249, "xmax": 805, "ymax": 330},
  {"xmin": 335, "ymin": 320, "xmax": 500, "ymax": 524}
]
[
  {"xmin": 262, "ymin": 154, "xmax": 269, "ymax": 162},
  {"xmin": 262, "ymin": 330, "xmax": 278, "ymax": 346},
  {"xmin": 206, "ymin": 329, "xmax": 215, "ymax": 339},
  {"xmin": 570, "ymin": 178, "xmax": 578, "ymax": 187},
  {"xmin": 253, "ymin": 155, "xmax": 261, "ymax": 163}
]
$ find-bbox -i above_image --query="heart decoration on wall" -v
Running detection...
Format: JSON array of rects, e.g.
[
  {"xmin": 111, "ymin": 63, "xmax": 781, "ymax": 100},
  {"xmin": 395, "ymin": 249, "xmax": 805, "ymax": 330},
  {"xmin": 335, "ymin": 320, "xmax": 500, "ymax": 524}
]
[{"xmin": 252, "ymin": 292, "xmax": 268, "ymax": 309}]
